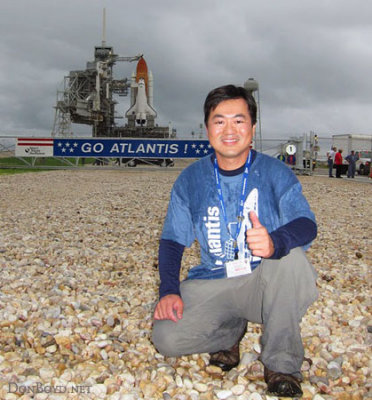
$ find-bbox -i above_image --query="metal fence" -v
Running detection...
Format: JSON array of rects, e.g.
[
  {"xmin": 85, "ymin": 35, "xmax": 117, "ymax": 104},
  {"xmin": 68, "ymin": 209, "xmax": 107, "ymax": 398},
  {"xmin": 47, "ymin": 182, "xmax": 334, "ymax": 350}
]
[{"xmin": 0, "ymin": 134, "xmax": 332, "ymax": 173}]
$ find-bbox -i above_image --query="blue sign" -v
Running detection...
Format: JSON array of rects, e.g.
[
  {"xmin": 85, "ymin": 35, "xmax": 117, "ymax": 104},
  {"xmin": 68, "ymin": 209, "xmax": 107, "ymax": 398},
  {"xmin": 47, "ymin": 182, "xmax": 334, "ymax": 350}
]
[{"xmin": 53, "ymin": 139, "xmax": 214, "ymax": 158}]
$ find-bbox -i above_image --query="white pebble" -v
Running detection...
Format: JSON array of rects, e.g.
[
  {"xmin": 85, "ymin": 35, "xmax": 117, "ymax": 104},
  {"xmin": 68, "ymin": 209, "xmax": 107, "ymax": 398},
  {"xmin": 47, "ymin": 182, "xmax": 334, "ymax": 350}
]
[
  {"xmin": 231, "ymin": 384, "xmax": 245, "ymax": 395},
  {"xmin": 100, "ymin": 349, "xmax": 108, "ymax": 360},
  {"xmin": 60, "ymin": 370, "xmax": 73, "ymax": 382},
  {"xmin": 121, "ymin": 395, "xmax": 137, "ymax": 400},
  {"xmin": 4, "ymin": 394, "xmax": 18, "ymax": 400},
  {"xmin": 34, "ymin": 394, "xmax": 49, "ymax": 400},
  {"xmin": 175, "ymin": 375, "xmax": 183, "ymax": 387},
  {"xmin": 216, "ymin": 390, "xmax": 233, "ymax": 399},
  {"xmin": 39, "ymin": 367, "xmax": 55, "ymax": 380},
  {"xmin": 253, "ymin": 343, "xmax": 261, "ymax": 353},
  {"xmin": 247, "ymin": 383, "xmax": 257, "ymax": 391},
  {"xmin": 90, "ymin": 384, "xmax": 107, "ymax": 399},
  {"xmin": 97, "ymin": 340, "xmax": 109, "ymax": 348},
  {"xmin": 109, "ymin": 394, "xmax": 122, "ymax": 400},
  {"xmin": 184, "ymin": 377, "xmax": 193, "ymax": 389},
  {"xmin": 194, "ymin": 382, "xmax": 208, "ymax": 392},
  {"xmin": 120, "ymin": 372, "xmax": 135, "ymax": 385},
  {"xmin": 248, "ymin": 393, "xmax": 263, "ymax": 400},
  {"xmin": 327, "ymin": 361, "xmax": 341, "ymax": 369},
  {"xmin": 189, "ymin": 391, "xmax": 199, "ymax": 400},
  {"xmin": 46, "ymin": 345, "xmax": 57, "ymax": 353},
  {"xmin": 240, "ymin": 352, "xmax": 258, "ymax": 365}
]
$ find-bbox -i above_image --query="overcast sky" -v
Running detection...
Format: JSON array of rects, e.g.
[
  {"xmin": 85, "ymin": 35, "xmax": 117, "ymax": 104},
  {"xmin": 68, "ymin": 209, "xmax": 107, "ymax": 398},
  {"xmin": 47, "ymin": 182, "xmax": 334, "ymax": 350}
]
[{"xmin": 0, "ymin": 0, "xmax": 371, "ymax": 142}]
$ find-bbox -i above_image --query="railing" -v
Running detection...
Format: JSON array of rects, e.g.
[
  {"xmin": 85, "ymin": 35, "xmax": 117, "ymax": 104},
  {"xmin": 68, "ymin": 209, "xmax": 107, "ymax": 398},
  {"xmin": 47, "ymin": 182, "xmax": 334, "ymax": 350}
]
[{"xmin": 0, "ymin": 134, "xmax": 332, "ymax": 173}]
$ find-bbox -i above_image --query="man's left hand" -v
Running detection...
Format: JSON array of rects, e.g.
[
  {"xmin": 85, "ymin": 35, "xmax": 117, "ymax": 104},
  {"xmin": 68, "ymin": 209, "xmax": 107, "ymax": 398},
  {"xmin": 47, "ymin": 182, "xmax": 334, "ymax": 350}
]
[{"xmin": 246, "ymin": 211, "xmax": 274, "ymax": 258}]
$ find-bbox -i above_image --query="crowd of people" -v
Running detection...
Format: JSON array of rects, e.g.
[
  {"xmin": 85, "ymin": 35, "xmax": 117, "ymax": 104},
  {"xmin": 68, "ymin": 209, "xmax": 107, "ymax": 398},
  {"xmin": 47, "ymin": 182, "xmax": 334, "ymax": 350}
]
[{"xmin": 327, "ymin": 147, "xmax": 360, "ymax": 178}]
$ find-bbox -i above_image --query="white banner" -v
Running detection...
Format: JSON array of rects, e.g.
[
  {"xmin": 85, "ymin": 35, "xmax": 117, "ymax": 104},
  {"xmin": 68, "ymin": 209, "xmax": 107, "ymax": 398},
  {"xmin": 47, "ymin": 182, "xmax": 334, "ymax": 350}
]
[{"xmin": 16, "ymin": 138, "xmax": 54, "ymax": 157}]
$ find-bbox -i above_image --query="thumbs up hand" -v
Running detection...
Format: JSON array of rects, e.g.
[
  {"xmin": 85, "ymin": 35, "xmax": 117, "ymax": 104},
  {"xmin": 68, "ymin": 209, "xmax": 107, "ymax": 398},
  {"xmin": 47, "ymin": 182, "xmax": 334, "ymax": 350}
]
[{"xmin": 246, "ymin": 211, "xmax": 274, "ymax": 258}]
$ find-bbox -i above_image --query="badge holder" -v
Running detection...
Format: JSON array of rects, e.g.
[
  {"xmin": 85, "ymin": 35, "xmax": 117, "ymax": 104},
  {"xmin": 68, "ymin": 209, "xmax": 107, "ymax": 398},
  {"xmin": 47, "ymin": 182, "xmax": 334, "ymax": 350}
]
[{"xmin": 226, "ymin": 258, "xmax": 252, "ymax": 278}]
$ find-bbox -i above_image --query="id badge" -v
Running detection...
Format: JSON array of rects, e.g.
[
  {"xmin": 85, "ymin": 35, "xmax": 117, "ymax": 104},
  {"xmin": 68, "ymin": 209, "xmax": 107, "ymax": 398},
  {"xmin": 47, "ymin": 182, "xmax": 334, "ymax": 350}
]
[{"xmin": 226, "ymin": 258, "xmax": 252, "ymax": 278}]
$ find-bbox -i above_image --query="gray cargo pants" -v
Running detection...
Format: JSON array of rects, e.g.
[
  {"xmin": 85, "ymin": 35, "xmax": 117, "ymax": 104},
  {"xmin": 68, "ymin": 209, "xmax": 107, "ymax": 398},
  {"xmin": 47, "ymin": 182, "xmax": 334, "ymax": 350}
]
[{"xmin": 152, "ymin": 247, "xmax": 318, "ymax": 378}]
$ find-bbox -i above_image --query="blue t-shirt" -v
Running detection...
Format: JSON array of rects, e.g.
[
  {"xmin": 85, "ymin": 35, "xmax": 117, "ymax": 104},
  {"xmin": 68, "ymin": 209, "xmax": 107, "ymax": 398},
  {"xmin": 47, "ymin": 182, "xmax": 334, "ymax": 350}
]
[{"xmin": 161, "ymin": 150, "xmax": 316, "ymax": 280}]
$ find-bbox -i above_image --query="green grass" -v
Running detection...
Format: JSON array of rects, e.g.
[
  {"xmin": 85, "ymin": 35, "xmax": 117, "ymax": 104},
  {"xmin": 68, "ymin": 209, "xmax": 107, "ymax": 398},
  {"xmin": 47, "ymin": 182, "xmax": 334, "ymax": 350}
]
[
  {"xmin": 0, "ymin": 157, "xmax": 95, "ymax": 167},
  {"xmin": 0, "ymin": 157, "xmax": 97, "ymax": 175},
  {"xmin": 0, "ymin": 157, "xmax": 95, "ymax": 165},
  {"xmin": 0, "ymin": 168, "xmax": 50, "ymax": 175}
]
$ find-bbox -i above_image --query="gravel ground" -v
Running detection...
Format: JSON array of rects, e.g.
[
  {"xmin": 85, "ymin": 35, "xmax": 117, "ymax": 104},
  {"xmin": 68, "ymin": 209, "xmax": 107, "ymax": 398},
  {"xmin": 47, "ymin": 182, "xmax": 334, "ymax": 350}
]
[{"xmin": 0, "ymin": 169, "xmax": 371, "ymax": 400}]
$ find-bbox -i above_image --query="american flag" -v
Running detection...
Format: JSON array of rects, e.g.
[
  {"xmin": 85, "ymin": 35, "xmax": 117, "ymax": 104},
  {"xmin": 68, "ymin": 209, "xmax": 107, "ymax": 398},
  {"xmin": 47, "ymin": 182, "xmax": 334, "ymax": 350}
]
[{"xmin": 17, "ymin": 138, "xmax": 54, "ymax": 147}]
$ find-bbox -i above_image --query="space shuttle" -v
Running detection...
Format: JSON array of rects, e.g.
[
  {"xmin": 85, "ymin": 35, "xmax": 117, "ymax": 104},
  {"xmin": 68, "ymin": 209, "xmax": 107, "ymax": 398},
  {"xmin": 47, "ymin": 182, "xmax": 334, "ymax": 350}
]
[{"xmin": 126, "ymin": 57, "xmax": 157, "ymax": 127}]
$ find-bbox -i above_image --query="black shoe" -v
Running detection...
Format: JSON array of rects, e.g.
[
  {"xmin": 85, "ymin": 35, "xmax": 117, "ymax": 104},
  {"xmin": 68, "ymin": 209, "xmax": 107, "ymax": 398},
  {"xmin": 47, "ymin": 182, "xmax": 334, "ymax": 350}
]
[
  {"xmin": 209, "ymin": 327, "xmax": 246, "ymax": 371},
  {"xmin": 264, "ymin": 366, "xmax": 303, "ymax": 398},
  {"xmin": 209, "ymin": 342, "xmax": 240, "ymax": 371}
]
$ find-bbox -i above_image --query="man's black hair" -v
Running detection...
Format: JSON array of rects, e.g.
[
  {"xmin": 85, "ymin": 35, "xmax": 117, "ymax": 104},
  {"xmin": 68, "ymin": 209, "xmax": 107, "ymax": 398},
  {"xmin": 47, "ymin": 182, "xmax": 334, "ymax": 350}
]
[{"xmin": 204, "ymin": 84, "xmax": 257, "ymax": 126}]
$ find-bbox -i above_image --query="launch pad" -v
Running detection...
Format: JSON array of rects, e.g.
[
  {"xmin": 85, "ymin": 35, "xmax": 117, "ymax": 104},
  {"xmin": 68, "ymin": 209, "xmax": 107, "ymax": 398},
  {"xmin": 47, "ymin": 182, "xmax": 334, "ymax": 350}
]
[{"xmin": 52, "ymin": 10, "xmax": 175, "ymax": 142}]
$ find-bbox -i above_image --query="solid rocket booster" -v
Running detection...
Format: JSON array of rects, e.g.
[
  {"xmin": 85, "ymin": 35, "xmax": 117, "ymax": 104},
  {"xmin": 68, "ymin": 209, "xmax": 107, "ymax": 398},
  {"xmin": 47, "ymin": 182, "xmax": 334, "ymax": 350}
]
[
  {"xmin": 126, "ymin": 57, "xmax": 157, "ymax": 126},
  {"xmin": 148, "ymin": 70, "xmax": 154, "ymax": 107}
]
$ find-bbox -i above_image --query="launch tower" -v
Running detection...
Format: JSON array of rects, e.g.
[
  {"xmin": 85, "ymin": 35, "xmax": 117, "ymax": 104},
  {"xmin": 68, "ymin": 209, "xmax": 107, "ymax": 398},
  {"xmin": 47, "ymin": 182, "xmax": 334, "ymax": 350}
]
[
  {"xmin": 51, "ymin": 44, "xmax": 141, "ymax": 137},
  {"xmin": 52, "ymin": 10, "xmax": 175, "ymax": 139}
]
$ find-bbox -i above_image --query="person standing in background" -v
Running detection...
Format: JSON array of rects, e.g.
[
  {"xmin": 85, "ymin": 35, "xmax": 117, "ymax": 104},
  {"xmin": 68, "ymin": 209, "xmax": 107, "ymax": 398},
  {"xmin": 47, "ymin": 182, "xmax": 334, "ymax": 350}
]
[
  {"xmin": 334, "ymin": 149, "xmax": 343, "ymax": 178},
  {"xmin": 327, "ymin": 146, "xmax": 336, "ymax": 178},
  {"xmin": 345, "ymin": 150, "xmax": 359, "ymax": 178}
]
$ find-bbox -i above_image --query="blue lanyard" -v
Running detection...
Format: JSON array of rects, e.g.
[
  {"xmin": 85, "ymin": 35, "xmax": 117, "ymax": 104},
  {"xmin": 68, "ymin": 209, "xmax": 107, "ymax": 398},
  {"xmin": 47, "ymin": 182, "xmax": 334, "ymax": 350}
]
[{"xmin": 213, "ymin": 152, "xmax": 252, "ymax": 256}]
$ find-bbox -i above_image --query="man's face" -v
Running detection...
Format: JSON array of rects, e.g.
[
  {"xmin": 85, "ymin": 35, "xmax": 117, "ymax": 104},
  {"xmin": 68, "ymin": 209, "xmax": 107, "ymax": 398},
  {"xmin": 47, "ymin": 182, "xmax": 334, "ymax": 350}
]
[{"xmin": 206, "ymin": 98, "xmax": 256, "ymax": 169}]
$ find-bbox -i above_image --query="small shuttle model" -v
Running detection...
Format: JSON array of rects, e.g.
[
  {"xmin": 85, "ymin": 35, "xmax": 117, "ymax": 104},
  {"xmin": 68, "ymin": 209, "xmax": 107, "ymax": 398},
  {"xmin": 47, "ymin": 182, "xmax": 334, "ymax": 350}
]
[{"xmin": 126, "ymin": 57, "xmax": 157, "ymax": 127}]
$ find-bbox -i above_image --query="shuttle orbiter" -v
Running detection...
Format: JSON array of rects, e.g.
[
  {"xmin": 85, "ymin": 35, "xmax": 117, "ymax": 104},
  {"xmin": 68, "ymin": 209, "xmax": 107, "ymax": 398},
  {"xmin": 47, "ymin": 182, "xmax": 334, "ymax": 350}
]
[{"xmin": 126, "ymin": 57, "xmax": 157, "ymax": 127}]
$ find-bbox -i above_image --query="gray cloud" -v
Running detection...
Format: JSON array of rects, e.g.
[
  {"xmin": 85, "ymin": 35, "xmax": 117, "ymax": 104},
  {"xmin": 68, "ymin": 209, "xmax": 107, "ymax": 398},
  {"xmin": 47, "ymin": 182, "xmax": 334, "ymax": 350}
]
[{"xmin": 0, "ymin": 0, "xmax": 371, "ymax": 140}]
